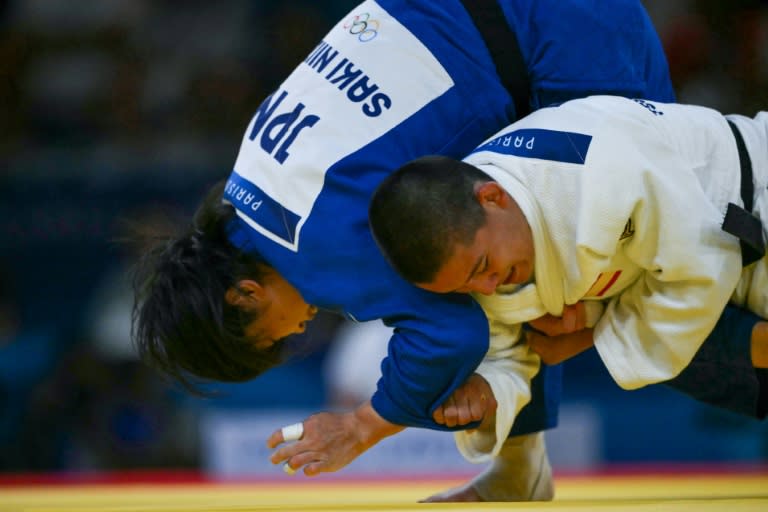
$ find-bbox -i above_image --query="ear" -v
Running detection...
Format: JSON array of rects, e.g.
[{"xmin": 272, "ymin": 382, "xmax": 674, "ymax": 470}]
[
  {"xmin": 225, "ymin": 279, "xmax": 268, "ymax": 310},
  {"xmin": 474, "ymin": 181, "xmax": 510, "ymax": 208}
]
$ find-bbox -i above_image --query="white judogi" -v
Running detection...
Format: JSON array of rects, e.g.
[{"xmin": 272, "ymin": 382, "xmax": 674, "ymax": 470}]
[{"xmin": 454, "ymin": 95, "xmax": 768, "ymax": 461}]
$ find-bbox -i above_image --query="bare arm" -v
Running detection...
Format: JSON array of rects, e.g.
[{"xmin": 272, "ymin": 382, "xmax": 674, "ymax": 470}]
[
  {"xmin": 527, "ymin": 328, "xmax": 595, "ymax": 365},
  {"xmin": 524, "ymin": 302, "xmax": 602, "ymax": 365},
  {"xmin": 527, "ymin": 302, "xmax": 587, "ymax": 336}
]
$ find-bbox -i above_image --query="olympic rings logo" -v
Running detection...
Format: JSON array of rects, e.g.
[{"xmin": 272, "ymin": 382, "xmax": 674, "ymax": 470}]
[{"xmin": 343, "ymin": 12, "xmax": 379, "ymax": 42}]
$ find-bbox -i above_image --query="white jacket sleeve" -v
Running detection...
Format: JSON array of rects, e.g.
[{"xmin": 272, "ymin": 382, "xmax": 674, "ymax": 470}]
[
  {"xmin": 594, "ymin": 254, "xmax": 741, "ymax": 389},
  {"xmin": 453, "ymin": 319, "xmax": 541, "ymax": 463},
  {"xmin": 589, "ymin": 137, "xmax": 744, "ymax": 389}
]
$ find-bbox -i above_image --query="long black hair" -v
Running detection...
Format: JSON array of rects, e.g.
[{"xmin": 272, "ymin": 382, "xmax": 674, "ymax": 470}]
[{"xmin": 131, "ymin": 181, "xmax": 282, "ymax": 393}]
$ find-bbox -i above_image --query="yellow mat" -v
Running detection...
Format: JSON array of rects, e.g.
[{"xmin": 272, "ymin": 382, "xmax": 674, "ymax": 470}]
[{"xmin": 1, "ymin": 473, "xmax": 767, "ymax": 512}]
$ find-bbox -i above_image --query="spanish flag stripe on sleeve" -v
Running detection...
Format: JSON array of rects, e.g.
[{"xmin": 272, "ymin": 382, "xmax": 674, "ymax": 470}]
[{"xmin": 584, "ymin": 270, "xmax": 623, "ymax": 298}]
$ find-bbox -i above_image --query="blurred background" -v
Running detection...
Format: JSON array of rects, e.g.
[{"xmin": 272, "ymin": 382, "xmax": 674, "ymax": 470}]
[{"xmin": 0, "ymin": 0, "xmax": 767, "ymax": 477}]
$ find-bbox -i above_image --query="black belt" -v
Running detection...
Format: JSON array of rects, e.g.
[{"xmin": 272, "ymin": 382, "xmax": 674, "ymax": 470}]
[
  {"xmin": 460, "ymin": 0, "xmax": 531, "ymax": 119},
  {"xmin": 722, "ymin": 120, "xmax": 765, "ymax": 266}
]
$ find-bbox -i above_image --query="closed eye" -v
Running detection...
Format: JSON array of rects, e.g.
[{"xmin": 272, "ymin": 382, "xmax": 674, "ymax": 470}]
[
  {"xmin": 475, "ymin": 255, "xmax": 488, "ymax": 276},
  {"xmin": 467, "ymin": 257, "xmax": 487, "ymax": 284},
  {"xmin": 453, "ymin": 254, "xmax": 489, "ymax": 293}
]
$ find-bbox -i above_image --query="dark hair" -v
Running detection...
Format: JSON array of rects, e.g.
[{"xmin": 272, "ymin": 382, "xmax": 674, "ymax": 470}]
[
  {"xmin": 131, "ymin": 181, "xmax": 282, "ymax": 393},
  {"xmin": 369, "ymin": 155, "xmax": 491, "ymax": 284}
]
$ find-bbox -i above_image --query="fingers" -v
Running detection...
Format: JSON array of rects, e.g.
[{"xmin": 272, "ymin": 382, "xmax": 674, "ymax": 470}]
[
  {"xmin": 432, "ymin": 403, "xmax": 446, "ymax": 424},
  {"xmin": 266, "ymin": 429, "xmax": 285, "ymax": 449},
  {"xmin": 466, "ymin": 391, "xmax": 488, "ymax": 425},
  {"xmin": 437, "ymin": 394, "xmax": 460, "ymax": 428},
  {"xmin": 528, "ymin": 313, "xmax": 560, "ymax": 336},
  {"xmin": 529, "ymin": 302, "xmax": 589, "ymax": 336},
  {"xmin": 282, "ymin": 458, "xmax": 322, "ymax": 477},
  {"xmin": 303, "ymin": 461, "xmax": 327, "ymax": 477},
  {"xmin": 433, "ymin": 374, "xmax": 494, "ymax": 428},
  {"xmin": 269, "ymin": 441, "xmax": 300, "ymax": 465},
  {"xmin": 270, "ymin": 436, "xmax": 322, "ymax": 477},
  {"xmin": 267, "ymin": 421, "xmax": 304, "ymax": 449},
  {"xmin": 281, "ymin": 422, "xmax": 304, "ymax": 442},
  {"xmin": 268, "ymin": 421, "xmax": 307, "ymax": 470},
  {"xmin": 439, "ymin": 387, "xmax": 476, "ymax": 427},
  {"xmin": 563, "ymin": 302, "xmax": 587, "ymax": 332},
  {"xmin": 455, "ymin": 397, "xmax": 479, "ymax": 426},
  {"xmin": 281, "ymin": 449, "xmax": 326, "ymax": 476},
  {"xmin": 433, "ymin": 392, "xmax": 467, "ymax": 427},
  {"xmin": 268, "ymin": 411, "xmax": 365, "ymax": 477}
]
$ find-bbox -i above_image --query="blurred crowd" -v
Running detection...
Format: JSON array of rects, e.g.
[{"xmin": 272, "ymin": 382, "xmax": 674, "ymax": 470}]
[
  {"xmin": 1, "ymin": 0, "xmax": 767, "ymax": 473},
  {"xmin": 0, "ymin": 0, "xmax": 355, "ymax": 175}
]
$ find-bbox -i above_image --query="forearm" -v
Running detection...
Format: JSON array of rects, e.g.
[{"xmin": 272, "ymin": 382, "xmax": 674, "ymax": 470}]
[
  {"xmin": 527, "ymin": 328, "xmax": 595, "ymax": 365},
  {"xmin": 556, "ymin": 328, "xmax": 594, "ymax": 360},
  {"xmin": 355, "ymin": 400, "xmax": 406, "ymax": 448}
]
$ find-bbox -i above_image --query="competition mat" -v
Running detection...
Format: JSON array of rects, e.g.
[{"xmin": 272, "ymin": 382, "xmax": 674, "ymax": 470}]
[{"xmin": 1, "ymin": 469, "xmax": 767, "ymax": 512}]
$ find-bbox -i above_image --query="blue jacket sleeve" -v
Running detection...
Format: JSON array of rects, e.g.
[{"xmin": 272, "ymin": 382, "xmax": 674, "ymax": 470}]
[{"xmin": 368, "ymin": 290, "xmax": 490, "ymax": 430}]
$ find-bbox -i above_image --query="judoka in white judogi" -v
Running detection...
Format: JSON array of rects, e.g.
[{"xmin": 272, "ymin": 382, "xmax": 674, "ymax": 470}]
[{"xmin": 439, "ymin": 96, "xmax": 768, "ymax": 461}]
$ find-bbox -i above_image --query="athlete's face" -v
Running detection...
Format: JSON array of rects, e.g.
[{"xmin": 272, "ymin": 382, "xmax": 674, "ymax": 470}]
[
  {"xmin": 418, "ymin": 182, "xmax": 535, "ymax": 296},
  {"xmin": 228, "ymin": 271, "xmax": 318, "ymax": 348}
]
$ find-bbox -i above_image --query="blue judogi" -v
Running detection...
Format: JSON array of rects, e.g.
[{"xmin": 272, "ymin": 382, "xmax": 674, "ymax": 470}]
[{"xmin": 225, "ymin": 0, "xmax": 676, "ymax": 432}]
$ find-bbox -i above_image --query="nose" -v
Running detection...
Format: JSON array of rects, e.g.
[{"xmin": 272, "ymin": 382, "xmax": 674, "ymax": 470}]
[{"xmin": 469, "ymin": 274, "xmax": 499, "ymax": 295}]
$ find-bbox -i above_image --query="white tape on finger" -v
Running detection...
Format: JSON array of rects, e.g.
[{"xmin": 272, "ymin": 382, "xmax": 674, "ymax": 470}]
[
  {"xmin": 283, "ymin": 463, "xmax": 296, "ymax": 476},
  {"xmin": 281, "ymin": 422, "xmax": 304, "ymax": 442}
]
